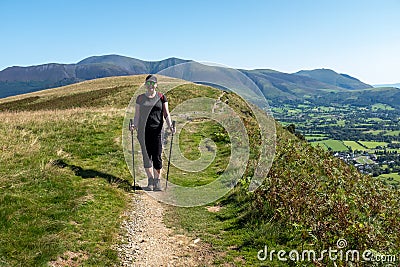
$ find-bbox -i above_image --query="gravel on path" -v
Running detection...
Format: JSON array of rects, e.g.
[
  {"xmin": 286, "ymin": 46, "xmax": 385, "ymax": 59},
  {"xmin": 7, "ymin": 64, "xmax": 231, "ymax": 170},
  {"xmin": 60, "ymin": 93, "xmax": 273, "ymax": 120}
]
[{"xmin": 116, "ymin": 191, "xmax": 212, "ymax": 266}]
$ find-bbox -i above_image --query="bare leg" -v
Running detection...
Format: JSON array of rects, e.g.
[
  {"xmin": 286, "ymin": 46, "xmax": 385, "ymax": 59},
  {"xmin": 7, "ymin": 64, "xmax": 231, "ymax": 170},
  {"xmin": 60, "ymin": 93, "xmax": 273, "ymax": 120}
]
[
  {"xmin": 145, "ymin": 167, "xmax": 154, "ymax": 178},
  {"xmin": 153, "ymin": 168, "xmax": 161, "ymax": 179}
]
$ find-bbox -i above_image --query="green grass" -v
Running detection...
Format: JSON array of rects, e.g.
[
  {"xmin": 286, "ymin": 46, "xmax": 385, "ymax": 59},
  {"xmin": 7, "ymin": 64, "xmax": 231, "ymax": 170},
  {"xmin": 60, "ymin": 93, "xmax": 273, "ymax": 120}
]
[
  {"xmin": 312, "ymin": 139, "xmax": 349, "ymax": 152},
  {"xmin": 343, "ymin": 140, "xmax": 367, "ymax": 151},
  {"xmin": 1, "ymin": 75, "xmax": 399, "ymax": 266},
  {"xmin": 305, "ymin": 135, "xmax": 327, "ymax": 141},
  {"xmin": 371, "ymin": 103, "xmax": 395, "ymax": 111},
  {"xmin": 378, "ymin": 173, "xmax": 400, "ymax": 181},
  {"xmin": 287, "ymin": 108, "xmax": 302, "ymax": 114},
  {"xmin": 169, "ymin": 119, "xmax": 231, "ymax": 187},
  {"xmin": 384, "ymin": 130, "xmax": 400, "ymax": 136},
  {"xmin": 271, "ymin": 107, "xmax": 284, "ymax": 113},
  {"xmin": 358, "ymin": 141, "xmax": 388, "ymax": 149},
  {"xmin": 366, "ymin": 117, "xmax": 384, "ymax": 122},
  {"xmin": 312, "ymin": 106, "xmax": 335, "ymax": 112},
  {"xmin": 0, "ymin": 75, "xmax": 262, "ymax": 265},
  {"xmin": 378, "ymin": 173, "xmax": 400, "ymax": 188},
  {"xmin": 310, "ymin": 141, "xmax": 329, "ymax": 151},
  {"xmin": 354, "ymin": 123, "xmax": 373, "ymax": 127},
  {"xmin": 0, "ymin": 109, "xmax": 130, "ymax": 266},
  {"xmin": 164, "ymin": 191, "xmax": 291, "ymax": 266},
  {"xmin": 363, "ymin": 130, "xmax": 384, "ymax": 135},
  {"xmin": 355, "ymin": 156, "xmax": 374, "ymax": 164},
  {"xmin": 166, "ymin": 124, "xmax": 400, "ymax": 265}
]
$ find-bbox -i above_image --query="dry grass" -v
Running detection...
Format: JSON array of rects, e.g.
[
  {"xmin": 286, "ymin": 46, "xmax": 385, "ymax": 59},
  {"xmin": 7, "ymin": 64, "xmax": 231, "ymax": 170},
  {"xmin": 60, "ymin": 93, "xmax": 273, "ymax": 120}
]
[{"xmin": 0, "ymin": 74, "xmax": 183, "ymax": 104}]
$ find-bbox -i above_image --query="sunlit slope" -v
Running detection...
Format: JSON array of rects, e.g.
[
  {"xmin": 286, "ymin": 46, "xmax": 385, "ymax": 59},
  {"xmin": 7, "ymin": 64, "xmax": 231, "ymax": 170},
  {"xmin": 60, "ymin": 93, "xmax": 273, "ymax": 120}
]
[{"xmin": 0, "ymin": 74, "xmax": 398, "ymax": 266}]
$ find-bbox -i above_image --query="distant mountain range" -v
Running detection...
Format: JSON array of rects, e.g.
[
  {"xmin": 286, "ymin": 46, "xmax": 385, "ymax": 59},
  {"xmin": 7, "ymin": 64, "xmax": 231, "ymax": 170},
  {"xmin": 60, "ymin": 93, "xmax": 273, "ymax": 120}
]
[
  {"xmin": 1, "ymin": 54, "xmax": 399, "ymax": 108},
  {"xmin": 373, "ymin": 83, "xmax": 400, "ymax": 89},
  {"xmin": 0, "ymin": 55, "xmax": 190, "ymax": 98}
]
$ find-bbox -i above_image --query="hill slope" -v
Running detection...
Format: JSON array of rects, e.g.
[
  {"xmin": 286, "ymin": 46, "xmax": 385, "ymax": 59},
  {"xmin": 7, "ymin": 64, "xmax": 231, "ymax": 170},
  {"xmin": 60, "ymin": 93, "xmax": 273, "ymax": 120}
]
[
  {"xmin": 0, "ymin": 75, "xmax": 398, "ymax": 266},
  {"xmin": 240, "ymin": 69, "xmax": 344, "ymax": 100},
  {"xmin": 295, "ymin": 68, "xmax": 373, "ymax": 90}
]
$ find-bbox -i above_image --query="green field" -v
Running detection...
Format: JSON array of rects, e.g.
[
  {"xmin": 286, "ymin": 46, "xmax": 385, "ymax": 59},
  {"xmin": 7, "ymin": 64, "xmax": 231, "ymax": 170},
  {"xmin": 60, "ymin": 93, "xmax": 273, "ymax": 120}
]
[
  {"xmin": 363, "ymin": 130, "xmax": 384, "ymax": 135},
  {"xmin": 378, "ymin": 173, "xmax": 400, "ymax": 181},
  {"xmin": 311, "ymin": 141, "xmax": 329, "ymax": 151},
  {"xmin": 363, "ymin": 130, "xmax": 400, "ymax": 136},
  {"xmin": 305, "ymin": 134, "xmax": 327, "ymax": 141},
  {"xmin": 372, "ymin": 103, "xmax": 395, "ymax": 111},
  {"xmin": 272, "ymin": 107, "xmax": 284, "ymax": 113},
  {"xmin": 343, "ymin": 141, "xmax": 367, "ymax": 151},
  {"xmin": 337, "ymin": 119, "xmax": 346, "ymax": 126},
  {"xmin": 378, "ymin": 173, "xmax": 400, "ymax": 188},
  {"xmin": 358, "ymin": 141, "xmax": 388, "ymax": 149},
  {"xmin": 354, "ymin": 123, "xmax": 374, "ymax": 127},
  {"xmin": 355, "ymin": 156, "xmax": 374, "ymax": 164},
  {"xmin": 312, "ymin": 106, "xmax": 335, "ymax": 112},
  {"xmin": 366, "ymin": 117, "xmax": 384, "ymax": 122},
  {"xmin": 385, "ymin": 130, "xmax": 400, "ymax": 136},
  {"xmin": 311, "ymin": 139, "xmax": 349, "ymax": 152}
]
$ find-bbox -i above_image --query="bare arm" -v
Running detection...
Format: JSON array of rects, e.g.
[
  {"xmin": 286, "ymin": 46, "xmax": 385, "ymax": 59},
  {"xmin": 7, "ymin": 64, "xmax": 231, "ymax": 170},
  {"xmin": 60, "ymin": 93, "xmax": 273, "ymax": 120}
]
[
  {"xmin": 163, "ymin": 102, "xmax": 175, "ymax": 133},
  {"xmin": 132, "ymin": 104, "xmax": 140, "ymax": 130}
]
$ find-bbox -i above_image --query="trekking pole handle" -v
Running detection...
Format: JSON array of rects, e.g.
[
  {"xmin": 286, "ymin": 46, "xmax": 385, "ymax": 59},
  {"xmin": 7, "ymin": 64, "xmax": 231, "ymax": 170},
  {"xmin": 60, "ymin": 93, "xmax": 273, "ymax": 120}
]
[
  {"xmin": 169, "ymin": 120, "xmax": 176, "ymax": 134},
  {"xmin": 129, "ymin": 119, "xmax": 136, "ymax": 132},
  {"xmin": 129, "ymin": 119, "xmax": 134, "ymax": 132}
]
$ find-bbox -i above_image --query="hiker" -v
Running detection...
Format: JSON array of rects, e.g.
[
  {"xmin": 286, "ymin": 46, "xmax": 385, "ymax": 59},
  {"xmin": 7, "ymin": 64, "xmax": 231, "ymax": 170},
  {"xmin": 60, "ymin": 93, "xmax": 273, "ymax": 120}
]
[{"xmin": 130, "ymin": 75, "xmax": 176, "ymax": 191}]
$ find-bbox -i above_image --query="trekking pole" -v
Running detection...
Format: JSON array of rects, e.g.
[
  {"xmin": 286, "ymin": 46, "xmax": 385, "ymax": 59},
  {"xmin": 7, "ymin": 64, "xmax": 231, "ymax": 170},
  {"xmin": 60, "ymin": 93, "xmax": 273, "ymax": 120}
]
[
  {"xmin": 129, "ymin": 119, "xmax": 136, "ymax": 192},
  {"xmin": 165, "ymin": 121, "xmax": 176, "ymax": 190}
]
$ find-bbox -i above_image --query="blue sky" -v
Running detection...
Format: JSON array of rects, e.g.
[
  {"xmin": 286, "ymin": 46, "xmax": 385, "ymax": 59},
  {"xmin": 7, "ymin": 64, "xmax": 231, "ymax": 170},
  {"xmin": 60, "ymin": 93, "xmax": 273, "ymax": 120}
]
[{"xmin": 1, "ymin": 0, "xmax": 399, "ymax": 84}]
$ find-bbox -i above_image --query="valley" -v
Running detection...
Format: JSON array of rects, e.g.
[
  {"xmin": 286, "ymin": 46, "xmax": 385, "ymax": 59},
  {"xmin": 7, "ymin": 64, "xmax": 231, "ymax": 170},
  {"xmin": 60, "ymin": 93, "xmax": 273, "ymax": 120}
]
[{"xmin": 272, "ymin": 101, "xmax": 400, "ymax": 188}]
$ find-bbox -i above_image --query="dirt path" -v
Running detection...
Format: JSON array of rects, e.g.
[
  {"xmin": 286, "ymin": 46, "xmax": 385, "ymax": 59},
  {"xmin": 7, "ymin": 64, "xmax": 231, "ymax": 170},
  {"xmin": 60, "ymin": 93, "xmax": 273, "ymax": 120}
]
[
  {"xmin": 116, "ymin": 191, "xmax": 211, "ymax": 266},
  {"xmin": 211, "ymin": 91, "xmax": 226, "ymax": 114},
  {"xmin": 116, "ymin": 92, "xmax": 227, "ymax": 266}
]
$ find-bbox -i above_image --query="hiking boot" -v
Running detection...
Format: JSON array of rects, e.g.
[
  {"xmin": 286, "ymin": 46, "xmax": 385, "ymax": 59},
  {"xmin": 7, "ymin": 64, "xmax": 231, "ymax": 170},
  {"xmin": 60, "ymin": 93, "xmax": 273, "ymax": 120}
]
[
  {"xmin": 153, "ymin": 178, "xmax": 162, "ymax": 191},
  {"xmin": 145, "ymin": 177, "xmax": 154, "ymax": 191}
]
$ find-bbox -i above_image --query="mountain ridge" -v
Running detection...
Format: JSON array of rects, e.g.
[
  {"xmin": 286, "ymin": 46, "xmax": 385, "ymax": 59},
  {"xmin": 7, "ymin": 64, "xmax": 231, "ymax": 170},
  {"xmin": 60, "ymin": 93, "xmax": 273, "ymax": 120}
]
[
  {"xmin": 2, "ymin": 55, "xmax": 398, "ymax": 108},
  {"xmin": 0, "ymin": 55, "xmax": 191, "ymax": 98},
  {"xmin": 295, "ymin": 68, "xmax": 372, "ymax": 90}
]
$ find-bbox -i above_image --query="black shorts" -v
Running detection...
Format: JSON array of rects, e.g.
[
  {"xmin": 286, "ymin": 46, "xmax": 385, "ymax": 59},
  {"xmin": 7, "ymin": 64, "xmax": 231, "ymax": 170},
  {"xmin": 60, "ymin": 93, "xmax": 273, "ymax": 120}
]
[{"xmin": 137, "ymin": 128, "xmax": 163, "ymax": 170}]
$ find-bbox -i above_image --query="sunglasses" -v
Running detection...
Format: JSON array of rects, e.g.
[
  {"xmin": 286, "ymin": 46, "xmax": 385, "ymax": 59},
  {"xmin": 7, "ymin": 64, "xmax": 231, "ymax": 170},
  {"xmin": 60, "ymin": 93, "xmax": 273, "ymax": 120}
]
[{"xmin": 146, "ymin": 81, "xmax": 156, "ymax": 86}]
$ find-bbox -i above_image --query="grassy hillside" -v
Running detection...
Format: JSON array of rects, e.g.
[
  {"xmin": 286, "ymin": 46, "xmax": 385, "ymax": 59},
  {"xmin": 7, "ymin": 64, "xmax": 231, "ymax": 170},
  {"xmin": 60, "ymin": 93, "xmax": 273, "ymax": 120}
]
[
  {"xmin": 0, "ymin": 76, "xmax": 145, "ymax": 266},
  {"xmin": 166, "ymin": 125, "xmax": 400, "ymax": 265},
  {"xmin": 164, "ymin": 85, "xmax": 400, "ymax": 266},
  {"xmin": 0, "ymin": 75, "xmax": 399, "ymax": 266}
]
